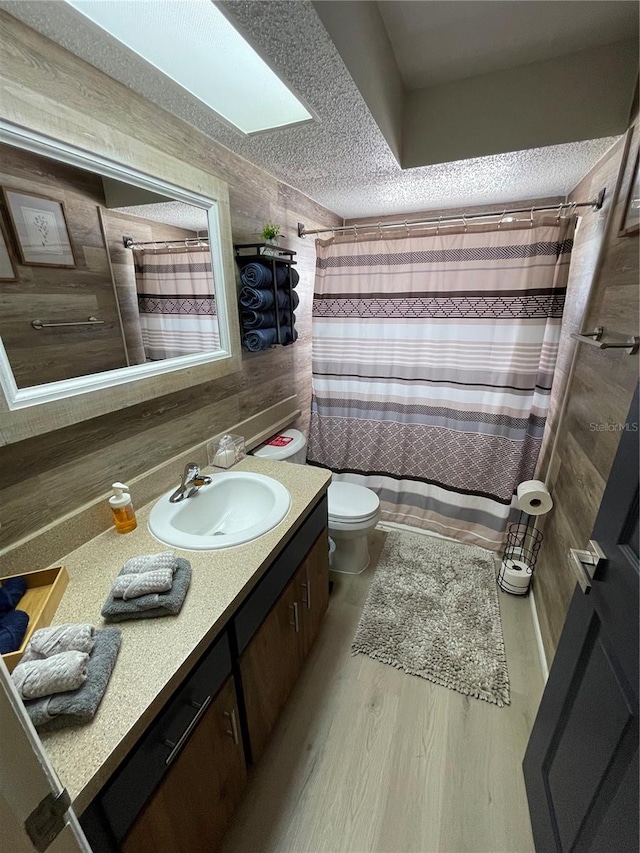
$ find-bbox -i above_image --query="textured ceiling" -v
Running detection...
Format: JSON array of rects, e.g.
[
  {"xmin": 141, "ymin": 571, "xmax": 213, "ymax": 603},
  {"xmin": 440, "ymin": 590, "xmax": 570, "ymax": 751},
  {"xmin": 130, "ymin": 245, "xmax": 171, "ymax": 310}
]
[{"xmin": 0, "ymin": 0, "xmax": 620, "ymax": 219}]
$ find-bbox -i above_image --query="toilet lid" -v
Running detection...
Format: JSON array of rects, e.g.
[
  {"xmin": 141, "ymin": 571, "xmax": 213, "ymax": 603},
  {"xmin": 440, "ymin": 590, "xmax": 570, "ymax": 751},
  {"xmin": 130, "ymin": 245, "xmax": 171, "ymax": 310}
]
[
  {"xmin": 328, "ymin": 482, "xmax": 380, "ymax": 522},
  {"xmin": 252, "ymin": 428, "xmax": 306, "ymax": 460}
]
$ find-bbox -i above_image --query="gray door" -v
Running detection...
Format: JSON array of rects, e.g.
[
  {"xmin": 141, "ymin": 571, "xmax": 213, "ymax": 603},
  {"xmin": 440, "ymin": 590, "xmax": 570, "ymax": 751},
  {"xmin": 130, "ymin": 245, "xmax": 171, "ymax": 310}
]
[{"xmin": 523, "ymin": 386, "xmax": 639, "ymax": 853}]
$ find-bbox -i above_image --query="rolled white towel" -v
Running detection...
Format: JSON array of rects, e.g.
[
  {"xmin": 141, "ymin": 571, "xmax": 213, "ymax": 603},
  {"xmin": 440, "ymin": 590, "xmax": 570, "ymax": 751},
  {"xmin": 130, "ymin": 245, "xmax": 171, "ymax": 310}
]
[
  {"xmin": 12, "ymin": 650, "xmax": 89, "ymax": 700},
  {"xmin": 111, "ymin": 567, "xmax": 174, "ymax": 600},
  {"xmin": 121, "ymin": 551, "xmax": 178, "ymax": 575},
  {"xmin": 21, "ymin": 623, "xmax": 95, "ymax": 663}
]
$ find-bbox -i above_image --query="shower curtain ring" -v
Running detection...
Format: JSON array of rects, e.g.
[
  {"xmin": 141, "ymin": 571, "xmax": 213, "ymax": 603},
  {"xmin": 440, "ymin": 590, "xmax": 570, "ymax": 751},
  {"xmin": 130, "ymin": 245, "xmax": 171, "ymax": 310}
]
[
  {"xmin": 498, "ymin": 209, "xmax": 506, "ymax": 230},
  {"xmin": 463, "ymin": 213, "xmax": 467, "ymax": 232},
  {"xmin": 530, "ymin": 207, "xmax": 535, "ymax": 227},
  {"xmin": 436, "ymin": 216, "xmax": 442, "ymax": 235},
  {"xmin": 556, "ymin": 203, "xmax": 564, "ymax": 221},
  {"xmin": 377, "ymin": 222, "xmax": 382, "ymax": 239},
  {"xmin": 405, "ymin": 220, "xmax": 409, "ymax": 237},
  {"xmin": 353, "ymin": 225, "xmax": 358, "ymax": 242}
]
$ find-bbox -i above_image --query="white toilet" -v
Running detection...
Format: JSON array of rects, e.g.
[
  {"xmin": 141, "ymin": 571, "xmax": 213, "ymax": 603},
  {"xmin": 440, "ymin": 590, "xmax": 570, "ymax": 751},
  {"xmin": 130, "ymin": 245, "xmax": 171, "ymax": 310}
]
[{"xmin": 252, "ymin": 429, "xmax": 380, "ymax": 574}]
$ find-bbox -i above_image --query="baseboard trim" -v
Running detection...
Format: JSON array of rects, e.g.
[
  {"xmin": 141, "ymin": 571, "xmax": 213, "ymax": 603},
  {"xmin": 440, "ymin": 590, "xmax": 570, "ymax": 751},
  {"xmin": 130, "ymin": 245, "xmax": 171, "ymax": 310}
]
[{"xmin": 529, "ymin": 587, "xmax": 549, "ymax": 683}]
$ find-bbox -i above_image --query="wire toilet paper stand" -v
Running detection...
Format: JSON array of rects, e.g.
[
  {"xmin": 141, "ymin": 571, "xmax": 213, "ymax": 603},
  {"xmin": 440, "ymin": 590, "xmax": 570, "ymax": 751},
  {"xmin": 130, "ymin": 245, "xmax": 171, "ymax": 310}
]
[{"xmin": 498, "ymin": 511, "xmax": 544, "ymax": 596}]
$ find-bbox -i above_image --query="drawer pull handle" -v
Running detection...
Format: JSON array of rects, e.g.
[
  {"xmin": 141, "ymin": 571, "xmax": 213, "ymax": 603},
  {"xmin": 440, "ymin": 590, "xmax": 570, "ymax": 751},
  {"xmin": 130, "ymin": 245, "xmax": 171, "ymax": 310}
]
[
  {"xmin": 301, "ymin": 581, "xmax": 311, "ymax": 610},
  {"xmin": 289, "ymin": 601, "xmax": 300, "ymax": 633},
  {"xmin": 164, "ymin": 695, "xmax": 213, "ymax": 765},
  {"xmin": 224, "ymin": 708, "xmax": 240, "ymax": 745}
]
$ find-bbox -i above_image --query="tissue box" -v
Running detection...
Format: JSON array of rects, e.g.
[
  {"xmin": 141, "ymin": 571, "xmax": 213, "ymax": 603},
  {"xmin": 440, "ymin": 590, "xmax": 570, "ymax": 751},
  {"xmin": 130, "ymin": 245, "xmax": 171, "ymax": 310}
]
[
  {"xmin": 1, "ymin": 565, "xmax": 68, "ymax": 673},
  {"xmin": 206, "ymin": 434, "xmax": 246, "ymax": 469}
]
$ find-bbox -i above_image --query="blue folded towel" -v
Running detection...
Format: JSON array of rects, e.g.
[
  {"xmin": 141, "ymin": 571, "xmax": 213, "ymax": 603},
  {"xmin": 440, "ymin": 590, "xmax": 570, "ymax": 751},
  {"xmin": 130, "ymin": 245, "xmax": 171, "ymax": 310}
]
[
  {"xmin": 241, "ymin": 309, "xmax": 292, "ymax": 330},
  {"xmin": 0, "ymin": 576, "xmax": 27, "ymax": 613},
  {"xmin": 240, "ymin": 262, "xmax": 272, "ymax": 289},
  {"xmin": 280, "ymin": 326, "xmax": 298, "ymax": 345},
  {"xmin": 239, "ymin": 286, "xmax": 299, "ymax": 311},
  {"xmin": 243, "ymin": 328, "xmax": 278, "ymax": 351},
  {"xmin": 0, "ymin": 610, "xmax": 30, "ymax": 654}
]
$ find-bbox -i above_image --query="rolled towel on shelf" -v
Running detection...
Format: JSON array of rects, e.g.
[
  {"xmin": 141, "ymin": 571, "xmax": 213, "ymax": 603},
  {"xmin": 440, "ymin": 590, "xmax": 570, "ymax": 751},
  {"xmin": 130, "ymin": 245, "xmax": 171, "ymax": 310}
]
[
  {"xmin": 280, "ymin": 326, "xmax": 299, "ymax": 345},
  {"xmin": 289, "ymin": 267, "xmax": 300, "ymax": 287},
  {"xmin": 21, "ymin": 623, "xmax": 95, "ymax": 662},
  {"xmin": 101, "ymin": 559, "xmax": 191, "ymax": 621},
  {"xmin": 0, "ymin": 576, "xmax": 27, "ymax": 613},
  {"xmin": 242, "ymin": 328, "xmax": 278, "ymax": 352},
  {"xmin": 239, "ymin": 286, "xmax": 299, "ymax": 312},
  {"xmin": 241, "ymin": 309, "xmax": 290, "ymax": 330},
  {"xmin": 275, "ymin": 264, "xmax": 288, "ymax": 286},
  {"xmin": 111, "ymin": 568, "xmax": 174, "ymax": 600},
  {"xmin": 12, "ymin": 650, "xmax": 89, "ymax": 700},
  {"xmin": 24, "ymin": 628, "xmax": 121, "ymax": 731},
  {"xmin": 121, "ymin": 551, "xmax": 178, "ymax": 575},
  {"xmin": 240, "ymin": 262, "xmax": 272, "ymax": 289},
  {"xmin": 0, "ymin": 610, "xmax": 29, "ymax": 654}
]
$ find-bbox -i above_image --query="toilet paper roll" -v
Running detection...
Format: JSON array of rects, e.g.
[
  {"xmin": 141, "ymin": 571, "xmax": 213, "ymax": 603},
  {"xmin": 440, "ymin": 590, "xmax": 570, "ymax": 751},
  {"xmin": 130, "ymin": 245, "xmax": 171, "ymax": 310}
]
[
  {"xmin": 499, "ymin": 559, "xmax": 532, "ymax": 593},
  {"xmin": 516, "ymin": 480, "xmax": 553, "ymax": 516}
]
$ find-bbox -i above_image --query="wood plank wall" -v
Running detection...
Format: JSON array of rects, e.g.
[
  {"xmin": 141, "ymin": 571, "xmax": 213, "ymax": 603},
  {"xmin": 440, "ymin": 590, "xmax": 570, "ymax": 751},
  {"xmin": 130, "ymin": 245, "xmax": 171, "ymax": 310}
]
[
  {"xmin": 535, "ymin": 117, "xmax": 639, "ymax": 663},
  {"xmin": 0, "ymin": 143, "xmax": 129, "ymax": 386},
  {"xmin": 0, "ymin": 11, "xmax": 341, "ymax": 554}
]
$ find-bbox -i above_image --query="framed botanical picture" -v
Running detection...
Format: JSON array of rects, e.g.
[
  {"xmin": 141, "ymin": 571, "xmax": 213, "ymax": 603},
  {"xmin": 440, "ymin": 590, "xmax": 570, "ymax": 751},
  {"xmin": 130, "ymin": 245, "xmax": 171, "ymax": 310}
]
[
  {"xmin": 0, "ymin": 217, "xmax": 18, "ymax": 281},
  {"xmin": 618, "ymin": 148, "xmax": 639, "ymax": 237},
  {"xmin": 2, "ymin": 188, "xmax": 76, "ymax": 267}
]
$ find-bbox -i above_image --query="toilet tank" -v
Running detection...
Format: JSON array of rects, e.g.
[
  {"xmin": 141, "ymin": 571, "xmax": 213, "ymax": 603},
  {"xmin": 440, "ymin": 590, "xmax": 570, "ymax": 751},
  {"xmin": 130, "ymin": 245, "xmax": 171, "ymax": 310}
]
[{"xmin": 251, "ymin": 428, "xmax": 307, "ymax": 464}]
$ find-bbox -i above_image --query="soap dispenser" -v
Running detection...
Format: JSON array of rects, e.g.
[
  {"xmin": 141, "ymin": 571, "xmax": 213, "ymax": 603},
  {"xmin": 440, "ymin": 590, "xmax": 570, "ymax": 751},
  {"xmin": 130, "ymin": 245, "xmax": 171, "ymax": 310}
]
[{"xmin": 109, "ymin": 483, "xmax": 137, "ymax": 534}]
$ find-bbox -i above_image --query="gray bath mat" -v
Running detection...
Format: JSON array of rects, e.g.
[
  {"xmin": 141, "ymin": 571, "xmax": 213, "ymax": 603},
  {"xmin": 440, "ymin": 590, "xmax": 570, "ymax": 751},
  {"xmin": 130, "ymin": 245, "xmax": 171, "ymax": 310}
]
[{"xmin": 352, "ymin": 531, "xmax": 510, "ymax": 706}]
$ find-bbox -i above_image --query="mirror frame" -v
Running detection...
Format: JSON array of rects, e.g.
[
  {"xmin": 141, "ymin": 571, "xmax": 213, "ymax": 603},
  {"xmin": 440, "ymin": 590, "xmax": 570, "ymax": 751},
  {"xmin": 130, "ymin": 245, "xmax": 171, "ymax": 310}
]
[{"xmin": 0, "ymin": 121, "xmax": 241, "ymax": 446}]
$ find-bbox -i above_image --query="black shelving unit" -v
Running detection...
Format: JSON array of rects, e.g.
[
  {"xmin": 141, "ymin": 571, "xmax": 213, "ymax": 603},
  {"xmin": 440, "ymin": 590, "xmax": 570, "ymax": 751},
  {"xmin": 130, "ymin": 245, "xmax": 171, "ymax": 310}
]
[{"xmin": 234, "ymin": 243, "xmax": 298, "ymax": 348}]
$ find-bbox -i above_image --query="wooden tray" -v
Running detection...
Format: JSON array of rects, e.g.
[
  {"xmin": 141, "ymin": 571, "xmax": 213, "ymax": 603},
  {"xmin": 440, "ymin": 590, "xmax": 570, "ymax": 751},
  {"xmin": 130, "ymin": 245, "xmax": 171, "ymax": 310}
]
[{"xmin": 1, "ymin": 565, "xmax": 68, "ymax": 673}]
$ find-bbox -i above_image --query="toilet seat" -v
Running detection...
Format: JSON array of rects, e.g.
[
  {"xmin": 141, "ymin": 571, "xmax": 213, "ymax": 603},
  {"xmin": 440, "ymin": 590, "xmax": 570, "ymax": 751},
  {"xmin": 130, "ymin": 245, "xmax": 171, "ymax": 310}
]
[{"xmin": 328, "ymin": 481, "xmax": 380, "ymax": 525}]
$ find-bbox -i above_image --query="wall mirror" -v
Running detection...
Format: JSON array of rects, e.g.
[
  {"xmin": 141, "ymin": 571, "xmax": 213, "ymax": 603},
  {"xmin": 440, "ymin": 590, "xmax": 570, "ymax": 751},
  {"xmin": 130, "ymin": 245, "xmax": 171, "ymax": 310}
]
[{"xmin": 0, "ymin": 122, "xmax": 240, "ymax": 444}]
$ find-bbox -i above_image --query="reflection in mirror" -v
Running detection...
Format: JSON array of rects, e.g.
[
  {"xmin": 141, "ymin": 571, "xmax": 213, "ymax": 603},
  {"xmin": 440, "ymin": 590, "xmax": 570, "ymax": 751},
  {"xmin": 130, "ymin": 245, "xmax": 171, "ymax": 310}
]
[{"xmin": 0, "ymin": 141, "xmax": 222, "ymax": 391}]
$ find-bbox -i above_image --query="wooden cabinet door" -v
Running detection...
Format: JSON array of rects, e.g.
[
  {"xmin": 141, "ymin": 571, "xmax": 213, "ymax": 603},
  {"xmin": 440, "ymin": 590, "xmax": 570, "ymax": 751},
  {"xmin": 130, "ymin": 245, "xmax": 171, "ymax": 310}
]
[
  {"xmin": 240, "ymin": 573, "xmax": 303, "ymax": 763},
  {"xmin": 299, "ymin": 529, "xmax": 330, "ymax": 657},
  {"xmin": 122, "ymin": 676, "xmax": 246, "ymax": 853}
]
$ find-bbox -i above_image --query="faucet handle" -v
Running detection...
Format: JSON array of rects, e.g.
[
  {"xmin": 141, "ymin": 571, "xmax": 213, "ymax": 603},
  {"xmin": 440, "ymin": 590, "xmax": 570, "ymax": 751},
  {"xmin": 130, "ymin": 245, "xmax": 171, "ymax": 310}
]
[{"xmin": 182, "ymin": 462, "xmax": 201, "ymax": 484}]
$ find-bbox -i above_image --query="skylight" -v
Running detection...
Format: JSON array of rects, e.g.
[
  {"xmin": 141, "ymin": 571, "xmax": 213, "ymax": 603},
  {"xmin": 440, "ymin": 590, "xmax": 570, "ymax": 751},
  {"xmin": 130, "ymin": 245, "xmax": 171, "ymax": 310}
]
[{"xmin": 65, "ymin": 0, "xmax": 313, "ymax": 134}]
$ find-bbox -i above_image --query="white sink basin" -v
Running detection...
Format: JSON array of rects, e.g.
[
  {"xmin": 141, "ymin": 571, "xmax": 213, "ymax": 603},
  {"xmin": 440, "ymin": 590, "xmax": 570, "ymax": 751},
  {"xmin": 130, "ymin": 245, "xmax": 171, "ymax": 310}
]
[{"xmin": 148, "ymin": 472, "xmax": 291, "ymax": 551}]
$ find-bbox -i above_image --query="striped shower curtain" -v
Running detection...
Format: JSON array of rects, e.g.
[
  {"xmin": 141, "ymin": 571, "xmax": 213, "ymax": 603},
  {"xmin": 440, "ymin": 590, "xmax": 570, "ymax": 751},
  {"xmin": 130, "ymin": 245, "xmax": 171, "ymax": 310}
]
[
  {"xmin": 133, "ymin": 249, "xmax": 219, "ymax": 361},
  {"xmin": 307, "ymin": 217, "xmax": 575, "ymax": 551}
]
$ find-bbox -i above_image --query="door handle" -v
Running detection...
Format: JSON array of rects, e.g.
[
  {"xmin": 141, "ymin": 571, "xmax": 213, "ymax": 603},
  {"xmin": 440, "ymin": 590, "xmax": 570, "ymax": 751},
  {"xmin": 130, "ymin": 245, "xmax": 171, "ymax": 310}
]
[
  {"xmin": 568, "ymin": 540, "xmax": 607, "ymax": 594},
  {"xmin": 301, "ymin": 581, "xmax": 311, "ymax": 610},
  {"xmin": 224, "ymin": 708, "xmax": 240, "ymax": 745},
  {"xmin": 289, "ymin": 601, "xmax": 300, "ymax": 633},
  {"xmin": 164, "ymin": 695, "xmax": 213, "ymax": 765}
]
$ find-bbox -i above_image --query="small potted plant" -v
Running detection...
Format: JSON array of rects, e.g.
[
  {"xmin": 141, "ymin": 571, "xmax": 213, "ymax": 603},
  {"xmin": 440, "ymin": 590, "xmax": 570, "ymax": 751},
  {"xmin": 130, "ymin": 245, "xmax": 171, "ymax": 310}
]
[{"xmin": 261, "ymin": 222, "xmax": 281, "ymax": 245}]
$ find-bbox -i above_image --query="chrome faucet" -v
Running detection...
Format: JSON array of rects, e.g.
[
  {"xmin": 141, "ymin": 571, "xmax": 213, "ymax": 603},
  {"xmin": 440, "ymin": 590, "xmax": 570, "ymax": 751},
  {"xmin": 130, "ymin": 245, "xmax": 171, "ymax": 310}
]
[{"xmin": 169, "ymin": 462, "xmax": 212, "ymax": 503}]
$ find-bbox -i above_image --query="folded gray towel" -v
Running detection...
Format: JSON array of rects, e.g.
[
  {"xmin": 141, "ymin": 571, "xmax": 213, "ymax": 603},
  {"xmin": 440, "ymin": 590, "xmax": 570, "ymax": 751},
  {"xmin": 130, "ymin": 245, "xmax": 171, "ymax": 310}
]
[
  {"xmin": 122, "ymin": 551, "xmax": 178, "ymax": 575},
  {"xmin": 101, "ymin": 559, "xmax": 191, "ymax": 621},
  {"xmin": 12, "ymin": 650, "xmax": 89, "ymax": 700},
  {"xmin": 111, "ymin": 567, "xmax": 174, "ymax": 600},
  {"xmin": 24, "ymin": 628, "xmax": 121, "ymax": 731},
  {"xmin": 21, "ymin": 623, "xmax": 95, "ymax": 662}
]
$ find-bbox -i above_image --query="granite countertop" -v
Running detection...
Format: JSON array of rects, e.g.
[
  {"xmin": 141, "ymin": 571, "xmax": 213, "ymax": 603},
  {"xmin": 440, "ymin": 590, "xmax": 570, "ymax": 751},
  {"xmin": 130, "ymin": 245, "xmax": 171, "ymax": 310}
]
[{"xmin": 37, "ymin": 456, "xmax": 331, "ymax": 814}]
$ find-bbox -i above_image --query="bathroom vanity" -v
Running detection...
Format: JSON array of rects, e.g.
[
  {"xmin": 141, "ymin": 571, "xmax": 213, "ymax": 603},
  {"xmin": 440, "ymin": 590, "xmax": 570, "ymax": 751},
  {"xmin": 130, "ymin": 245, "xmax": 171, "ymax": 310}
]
[{"xmin": 31, "ymin": 458, "xmax": 331, "ymax": 852}]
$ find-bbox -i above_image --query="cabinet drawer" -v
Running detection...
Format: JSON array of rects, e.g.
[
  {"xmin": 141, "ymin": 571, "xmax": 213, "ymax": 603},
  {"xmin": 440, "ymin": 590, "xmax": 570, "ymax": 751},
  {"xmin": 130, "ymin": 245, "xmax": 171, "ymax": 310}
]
[
  {"xmin": 233, "ymin": 493, "xmax": 328, "ymax": 654},
  {"xmin": 94, "ymin": 631, "xmax": 233, "ymax": 845}
]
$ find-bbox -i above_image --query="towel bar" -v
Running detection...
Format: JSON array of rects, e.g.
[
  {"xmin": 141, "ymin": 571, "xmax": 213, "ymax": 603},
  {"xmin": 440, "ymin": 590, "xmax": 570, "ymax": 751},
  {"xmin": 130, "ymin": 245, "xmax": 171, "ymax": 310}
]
[
  {"xmin": 571, "ymin": 326, "xmax": 639, "ymax": 354},
  {"xmin": 31, "ymin": 316, "xmax": 104, "ymax": 330}
]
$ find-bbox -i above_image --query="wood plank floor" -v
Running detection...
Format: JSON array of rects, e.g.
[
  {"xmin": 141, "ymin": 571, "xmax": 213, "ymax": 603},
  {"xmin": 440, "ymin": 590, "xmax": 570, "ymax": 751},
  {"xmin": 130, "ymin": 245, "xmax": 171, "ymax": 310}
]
[{"xmin": 221, "ymin": 529, "xmax": 544, "ymax": 853}]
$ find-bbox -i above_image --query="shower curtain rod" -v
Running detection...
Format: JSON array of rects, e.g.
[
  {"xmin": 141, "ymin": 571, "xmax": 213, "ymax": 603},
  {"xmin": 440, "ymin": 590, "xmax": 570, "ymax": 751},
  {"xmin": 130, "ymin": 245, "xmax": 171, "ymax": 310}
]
[
  {"xmin": 296, "ymin": 190, "xmax": 605, "ymax": 238},
  {"xmin": 122, "ymin": 235, "xmax": 209, "ymax": 249}
]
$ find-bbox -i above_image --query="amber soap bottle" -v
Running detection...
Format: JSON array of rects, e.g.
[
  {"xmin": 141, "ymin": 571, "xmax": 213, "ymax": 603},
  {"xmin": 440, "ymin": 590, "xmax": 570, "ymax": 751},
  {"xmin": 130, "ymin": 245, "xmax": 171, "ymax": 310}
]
[{"xmin": 109, "ymin": 482, "xmax": 137, "ymax": 534}]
